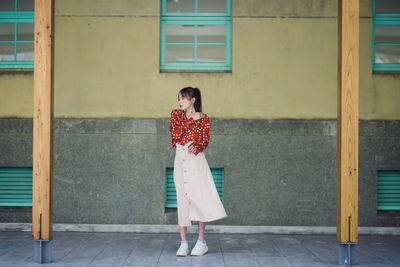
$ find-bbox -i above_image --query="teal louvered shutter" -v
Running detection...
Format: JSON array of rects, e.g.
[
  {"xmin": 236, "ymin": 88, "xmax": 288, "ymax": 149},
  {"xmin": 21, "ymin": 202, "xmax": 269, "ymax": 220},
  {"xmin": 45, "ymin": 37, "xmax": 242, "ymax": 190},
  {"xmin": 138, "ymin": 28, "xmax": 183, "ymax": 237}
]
[
  {"xmin": 377, "ymin": 170, "xmax": 400, "ymax": 210},
  {"xmin": 165, "ymin": 168, "xmax": 176, "ymax": 208},
  {"xmin": 212, "ymin": 168, "xmax": 224, "ymax": 204},
  {"xmin": 165, "ymin": 167, "xmax": 224, "ymax": 208},
  {"xmin": 0, "ymin": 167, "xmax": 32, "ymax": 206}
]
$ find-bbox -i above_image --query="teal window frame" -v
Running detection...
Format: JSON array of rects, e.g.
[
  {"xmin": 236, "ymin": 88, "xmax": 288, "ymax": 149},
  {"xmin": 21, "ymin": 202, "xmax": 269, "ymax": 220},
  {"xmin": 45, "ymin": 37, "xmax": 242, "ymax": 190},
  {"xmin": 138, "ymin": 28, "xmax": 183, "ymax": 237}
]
[
  {"xmin": 377, "ymin": 170, "xmax": 400, "ymax": 211},
  {"xmin": 165, "ymin": 167, "xmax": 224, "ymax": 209},
  {"xmin": 372, "ymin": 0, "xmax": 400, "ymax": 72},
  {"xmin": 160, "ymin": 0, "xmax": 232, "ymax": 71},
  {"xmin": 0, "ymin": 0, "xmax": 34, "ymax": 69}
]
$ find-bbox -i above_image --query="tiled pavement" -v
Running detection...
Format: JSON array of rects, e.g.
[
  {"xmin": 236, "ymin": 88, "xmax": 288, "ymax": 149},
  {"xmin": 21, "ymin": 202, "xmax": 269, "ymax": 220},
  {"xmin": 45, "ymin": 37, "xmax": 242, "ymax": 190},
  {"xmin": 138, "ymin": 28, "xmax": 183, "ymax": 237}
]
[{"xmin": 1, "ymin": 232, "xmax": 399, "ymax": 267}]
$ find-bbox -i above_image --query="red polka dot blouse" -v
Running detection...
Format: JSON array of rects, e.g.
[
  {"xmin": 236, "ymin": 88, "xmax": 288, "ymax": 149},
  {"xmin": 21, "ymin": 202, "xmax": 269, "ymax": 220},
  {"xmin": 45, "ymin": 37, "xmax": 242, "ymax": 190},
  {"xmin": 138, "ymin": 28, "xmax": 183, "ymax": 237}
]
[{"xmin": 169, "ymin": 109, "xmax": 211, "ymax": 155}]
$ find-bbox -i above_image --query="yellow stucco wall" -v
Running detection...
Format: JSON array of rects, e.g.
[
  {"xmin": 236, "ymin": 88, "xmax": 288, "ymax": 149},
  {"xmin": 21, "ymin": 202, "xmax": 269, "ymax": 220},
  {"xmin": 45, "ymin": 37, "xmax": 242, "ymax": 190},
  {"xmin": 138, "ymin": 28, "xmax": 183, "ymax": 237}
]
[{"xmin": 0, "ymin": 0, "xmax": 399, "ymax": 119}]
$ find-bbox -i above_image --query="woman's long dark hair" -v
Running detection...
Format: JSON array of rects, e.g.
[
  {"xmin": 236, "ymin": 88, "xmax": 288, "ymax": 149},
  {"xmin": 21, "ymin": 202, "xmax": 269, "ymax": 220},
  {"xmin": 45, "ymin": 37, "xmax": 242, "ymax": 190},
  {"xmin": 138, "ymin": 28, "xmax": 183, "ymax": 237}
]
[{"xmin": 179, "ymin": 87, "xmax": 202, "ymax": 112}]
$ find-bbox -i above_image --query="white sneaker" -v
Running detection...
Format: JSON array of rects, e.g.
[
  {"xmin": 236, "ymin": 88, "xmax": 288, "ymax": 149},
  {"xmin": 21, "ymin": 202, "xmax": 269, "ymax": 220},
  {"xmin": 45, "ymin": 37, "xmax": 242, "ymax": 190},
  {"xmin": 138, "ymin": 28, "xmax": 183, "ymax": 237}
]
[
  {"xmin": 190, "ymin": 240, "xmax": 208, "ymax": 256},
  {"xmin": 176, "ymin": 241, "xmax": 189, "ymax": 257}
]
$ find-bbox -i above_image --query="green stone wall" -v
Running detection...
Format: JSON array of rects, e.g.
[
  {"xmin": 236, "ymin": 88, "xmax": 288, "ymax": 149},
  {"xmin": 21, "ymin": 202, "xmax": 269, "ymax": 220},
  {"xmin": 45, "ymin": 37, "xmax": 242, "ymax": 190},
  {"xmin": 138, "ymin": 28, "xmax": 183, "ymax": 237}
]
[{"xmin": 1, "ymin": 118, "xmax": 399, "ymax": 226}]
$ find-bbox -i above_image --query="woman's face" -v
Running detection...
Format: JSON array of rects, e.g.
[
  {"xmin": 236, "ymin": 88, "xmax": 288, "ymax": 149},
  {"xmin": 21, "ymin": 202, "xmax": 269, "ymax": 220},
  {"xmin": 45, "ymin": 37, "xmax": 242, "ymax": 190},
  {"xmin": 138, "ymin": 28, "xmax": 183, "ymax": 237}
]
[{"xmin": 178, "ymin": 93, "xmax": 195, "ymax": 111}]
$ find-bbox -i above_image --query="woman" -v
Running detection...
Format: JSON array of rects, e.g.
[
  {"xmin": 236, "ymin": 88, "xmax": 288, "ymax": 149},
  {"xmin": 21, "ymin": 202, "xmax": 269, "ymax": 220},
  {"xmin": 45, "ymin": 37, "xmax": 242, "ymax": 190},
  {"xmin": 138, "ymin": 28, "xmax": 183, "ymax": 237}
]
[{"xmin": 169, "ymin": 87, "xmax": 227, "ymax": 256}]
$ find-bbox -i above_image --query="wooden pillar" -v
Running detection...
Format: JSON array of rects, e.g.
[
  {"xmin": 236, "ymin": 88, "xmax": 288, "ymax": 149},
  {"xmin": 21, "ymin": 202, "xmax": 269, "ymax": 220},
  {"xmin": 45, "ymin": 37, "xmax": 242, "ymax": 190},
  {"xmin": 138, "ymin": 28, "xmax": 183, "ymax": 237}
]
[
  {"xmin": 337, "ymin": 0, "xmax": 359, "ymax": 244},
  {"xmin": 32, "ymin": 0, "xmax": 55, "ymax": 241}
]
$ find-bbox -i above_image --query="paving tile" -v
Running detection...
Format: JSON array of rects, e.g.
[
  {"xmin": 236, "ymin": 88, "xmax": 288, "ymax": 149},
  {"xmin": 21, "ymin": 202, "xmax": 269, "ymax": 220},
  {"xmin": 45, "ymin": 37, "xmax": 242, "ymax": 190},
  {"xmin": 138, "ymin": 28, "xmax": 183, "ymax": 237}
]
[
  {"xmin": 191, "ymin": 264, "xmax": 224, "ymax": 267},
  {"xmin": 358, "ymin": 236, "xmax": 400, "ymax": 266},
  {"xmin": 156, "ymin": 258, "xmax": 192, "ymax": 267},
  {"xmin": 297, "ymin": 236, "xmax": 337, "ymax": 265},
  {"xmin": 123, "ymin": 234, "xmax": 167, "ymax": 266},
  {"xmin": 219, "ymin": 235, "xmax": 259, "ymax": 267},
  {"xmin": 0, "ymin": 235, "xmax": 33, "ymax": 267},
  {"xmin": 0, "ymin": 231, "xmax": 31, "ymax": 257},
  {"xmin": 245, "ymin": 235, "xmax": 283, "ymax": 258},
  {"xmin": 292, "ymin": 262, "xmax": 327, "ymax": 267},
  {"xmin": 46, "ymin": 232, "xmax": 94, "ymax": 263},
  {"xmin": 52, "ymin": 233, "xmax": 113, "ymax": 266},
  {"xmin": 17, "ymin": 263, "xmax": 54, "ymax": 267},
  {"xmin": 88, "ymin": 238, "xmax": 138, "ymax": 267},
  {"xmin": 355, "ymin": 247, "xmax": 399, "ymax": 267},
  {"xmin": 286, "ymin": 253, "xmax": 323, "ymax": 263},
  {"xmin": 353, "ymin": 264, "xmax": 398, "ymax": 267},
  {"xmin": 255, "ymin": 256, "xmax": 292, "ymax": 267}
]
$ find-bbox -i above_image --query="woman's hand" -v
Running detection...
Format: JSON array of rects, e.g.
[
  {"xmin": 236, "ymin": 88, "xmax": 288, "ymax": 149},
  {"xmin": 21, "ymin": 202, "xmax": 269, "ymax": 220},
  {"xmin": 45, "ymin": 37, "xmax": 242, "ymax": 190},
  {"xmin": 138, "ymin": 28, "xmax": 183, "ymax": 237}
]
[{"xmin": 188, "ymin": 143, "xmax": 197, "ymax": 154}]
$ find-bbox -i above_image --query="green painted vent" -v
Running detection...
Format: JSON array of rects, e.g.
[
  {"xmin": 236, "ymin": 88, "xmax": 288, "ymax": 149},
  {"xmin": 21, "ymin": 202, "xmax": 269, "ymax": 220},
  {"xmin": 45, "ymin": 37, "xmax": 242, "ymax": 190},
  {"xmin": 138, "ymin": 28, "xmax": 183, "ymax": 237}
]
[
  {"xmin": 378, "ymin": 170, "xmax": 400, "ymax": 211},
  {"xmin": 166, "ymin": 167, "xmax": 224, "ymax": 208},
  {"xmin": 0, "ymin": 167, "xmax": 32, "ymax": 206}
]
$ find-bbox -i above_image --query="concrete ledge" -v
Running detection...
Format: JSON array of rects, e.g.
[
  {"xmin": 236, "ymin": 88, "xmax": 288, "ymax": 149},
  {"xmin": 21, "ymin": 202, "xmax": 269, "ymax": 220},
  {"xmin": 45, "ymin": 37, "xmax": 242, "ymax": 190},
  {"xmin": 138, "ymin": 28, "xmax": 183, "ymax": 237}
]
[{"xmin": 1, "ymin": 223, "xmax": 399, "ymax": 235}]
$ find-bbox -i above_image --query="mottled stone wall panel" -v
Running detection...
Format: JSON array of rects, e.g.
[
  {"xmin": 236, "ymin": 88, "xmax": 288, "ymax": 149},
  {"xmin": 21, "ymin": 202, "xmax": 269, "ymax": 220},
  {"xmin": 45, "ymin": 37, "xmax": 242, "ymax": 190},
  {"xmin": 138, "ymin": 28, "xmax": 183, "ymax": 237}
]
[{"xmin": 0, "ymin": 118, "xmax": 399, "ymax": 226}]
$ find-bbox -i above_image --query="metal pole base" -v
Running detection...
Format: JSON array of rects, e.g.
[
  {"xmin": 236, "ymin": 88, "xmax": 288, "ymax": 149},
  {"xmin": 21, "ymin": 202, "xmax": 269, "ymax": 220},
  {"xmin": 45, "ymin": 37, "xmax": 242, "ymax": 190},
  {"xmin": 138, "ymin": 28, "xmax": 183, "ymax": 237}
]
[
  {"xmin": 339, "ymin": 242, "xmax": 356, "ymax": 266},
  {"xmin": 34, "ymin": 240, "xmax": 51, "ymax": 264}
]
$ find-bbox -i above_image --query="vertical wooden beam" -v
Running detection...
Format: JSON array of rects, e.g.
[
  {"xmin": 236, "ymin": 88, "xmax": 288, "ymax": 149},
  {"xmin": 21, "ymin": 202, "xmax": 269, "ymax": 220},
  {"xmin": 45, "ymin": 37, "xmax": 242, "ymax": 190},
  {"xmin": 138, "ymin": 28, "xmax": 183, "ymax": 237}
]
[
  {"xmin": 32, "ymin": 0, "xmax": 55, "ymax": 241},
  {"xmin": 337, "ymin": 0, "xmax": 359, "ymax": 243}
]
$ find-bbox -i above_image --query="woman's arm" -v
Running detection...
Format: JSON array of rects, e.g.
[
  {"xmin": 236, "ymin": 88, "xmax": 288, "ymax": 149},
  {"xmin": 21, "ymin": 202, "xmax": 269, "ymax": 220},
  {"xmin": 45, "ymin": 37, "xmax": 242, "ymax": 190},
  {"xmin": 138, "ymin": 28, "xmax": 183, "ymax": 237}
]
[
  {"xmin": 189, "ymin": 115, "xmax": 210, "ymax": 155},
  {"xmin": 169, "ymin": 110, "xmax": 183, "ymax": 147},
  {"xmin": 169, "ymin": 109, "xmax": 190, "ymax": 147}
]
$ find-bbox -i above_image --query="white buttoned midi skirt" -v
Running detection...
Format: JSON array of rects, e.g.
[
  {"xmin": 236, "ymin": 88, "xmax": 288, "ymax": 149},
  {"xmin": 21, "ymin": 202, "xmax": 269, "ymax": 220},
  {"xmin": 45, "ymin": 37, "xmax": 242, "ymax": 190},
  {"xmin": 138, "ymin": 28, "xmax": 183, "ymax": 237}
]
[{"xmin": 174, "ymin": 141, "xmax": 227, "ymax": 227}]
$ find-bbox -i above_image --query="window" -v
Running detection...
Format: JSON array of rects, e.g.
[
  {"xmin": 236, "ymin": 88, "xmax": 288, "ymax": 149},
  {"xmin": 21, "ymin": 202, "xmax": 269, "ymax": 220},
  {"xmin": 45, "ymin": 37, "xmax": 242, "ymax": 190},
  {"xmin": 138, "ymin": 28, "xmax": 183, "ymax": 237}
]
[
  {"xmin": 373, "ymin": 0, "xmax": 400, "ymax": 71},
  {"xmin": 165, "ymin": 167, "xmax": 224, "ymax": 208},
  {"xmin": 0, "ymin": 0, "xmax": 34, "ymax": 69},
  {"xmin": 0, "ymin": 167, "xmax": 32, "ymax": 207},
  {"xmin": 377, "ymin": 170, "xmax": 400, "ymax": 211},
  {"xmin": 160, "ymin": 0, "xmax": 232, "ymax": 71}
]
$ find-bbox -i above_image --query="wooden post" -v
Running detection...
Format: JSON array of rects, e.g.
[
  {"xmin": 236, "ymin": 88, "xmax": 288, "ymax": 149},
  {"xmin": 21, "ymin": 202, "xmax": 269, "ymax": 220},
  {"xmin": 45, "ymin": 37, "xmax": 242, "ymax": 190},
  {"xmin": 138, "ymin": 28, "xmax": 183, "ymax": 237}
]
[
  {"xmin": 337, "ymin": 0, "xmax": 359, "ymax": 246},
  {"xmin": 32, "ymin": 0, "xmax": 55, "ymax": 243}
]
